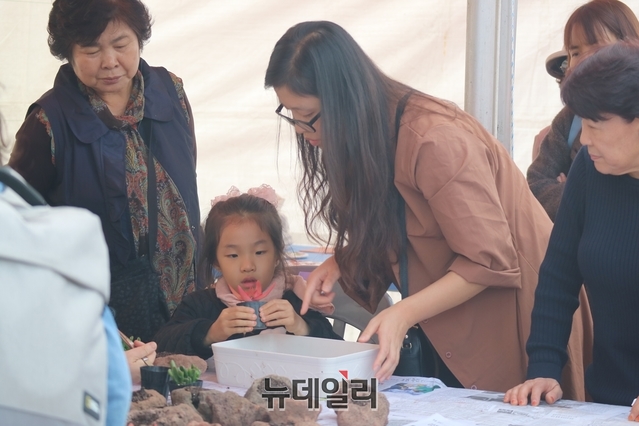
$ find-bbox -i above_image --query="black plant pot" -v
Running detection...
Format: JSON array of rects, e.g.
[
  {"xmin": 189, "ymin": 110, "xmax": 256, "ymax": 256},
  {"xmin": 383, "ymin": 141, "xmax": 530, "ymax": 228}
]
[
  {"xmin": 237, "ymin": 301, "xmax": 267, "ymax": 330},
  {"xmin": 140, "ymin": 366, "xmax": 170, "ymax": 399}
]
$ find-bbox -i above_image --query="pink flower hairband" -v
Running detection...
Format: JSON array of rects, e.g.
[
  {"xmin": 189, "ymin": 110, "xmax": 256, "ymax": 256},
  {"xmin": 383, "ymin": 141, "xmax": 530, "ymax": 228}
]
[{"xmin": 210, "ymin": 184, "xmax": 283, "ymax": 209}]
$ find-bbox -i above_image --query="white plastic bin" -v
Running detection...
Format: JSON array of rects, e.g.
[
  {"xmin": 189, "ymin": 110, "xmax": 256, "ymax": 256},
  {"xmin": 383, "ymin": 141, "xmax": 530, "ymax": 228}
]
[{"xmin": 212, "ymin": 334, "xmax": 379, "ymax": 392}]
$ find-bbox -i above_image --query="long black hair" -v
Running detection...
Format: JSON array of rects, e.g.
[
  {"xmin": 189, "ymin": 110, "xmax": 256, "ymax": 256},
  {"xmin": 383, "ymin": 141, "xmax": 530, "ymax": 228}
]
[{"xmin": 265, "ymin": 21, "xmax": 412, "ymax": 308}]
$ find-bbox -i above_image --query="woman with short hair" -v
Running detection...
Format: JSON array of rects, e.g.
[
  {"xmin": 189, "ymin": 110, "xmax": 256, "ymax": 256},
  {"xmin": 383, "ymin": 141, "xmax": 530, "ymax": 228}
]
[
  {"xmin": 9, "ymin": 0, "xmax": 201, "ymax": 343},
  {"xmin": 506, "ymin": 40, "xmax": 639, "ymax": 418},
  {"xmin": 528, "ymin": 0, "xmax": 639, "ymax": 221}
]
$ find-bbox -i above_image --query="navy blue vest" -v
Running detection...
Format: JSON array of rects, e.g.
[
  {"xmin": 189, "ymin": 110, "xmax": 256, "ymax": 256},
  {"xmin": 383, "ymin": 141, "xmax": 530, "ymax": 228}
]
[{"xmin": 33, "ymin": 60, "xmax": 200, "ymax": 268}]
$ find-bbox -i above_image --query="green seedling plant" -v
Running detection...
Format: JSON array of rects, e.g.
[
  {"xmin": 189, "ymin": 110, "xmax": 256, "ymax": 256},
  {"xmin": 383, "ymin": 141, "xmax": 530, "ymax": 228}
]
[{"xmin": 168, "ymin": 360, "xmax": 201, "ymax": 386}]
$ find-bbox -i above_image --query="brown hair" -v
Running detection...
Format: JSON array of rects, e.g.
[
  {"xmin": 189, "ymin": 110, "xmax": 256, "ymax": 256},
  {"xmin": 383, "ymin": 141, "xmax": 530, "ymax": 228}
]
[
  {"xmin": 562, "ymin": 40, "xmax": 639, "ymax": 122},
  {"xmin": 564, "ymin": 0, "xmax": 639, "ymax": 49}
]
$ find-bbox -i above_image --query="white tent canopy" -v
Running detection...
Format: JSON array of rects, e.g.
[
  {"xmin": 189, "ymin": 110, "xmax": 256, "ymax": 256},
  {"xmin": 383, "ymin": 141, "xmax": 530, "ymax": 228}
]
[{"xmin": 2, "ymin": 0, "xmax": 637, "ymax": 243}]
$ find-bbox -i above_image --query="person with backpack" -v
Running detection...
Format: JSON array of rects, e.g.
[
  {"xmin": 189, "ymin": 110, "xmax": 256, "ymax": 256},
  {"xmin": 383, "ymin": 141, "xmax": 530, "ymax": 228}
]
[{"xmin": 527, "ymin": 0, "xmax": 639, "ymax": 221}]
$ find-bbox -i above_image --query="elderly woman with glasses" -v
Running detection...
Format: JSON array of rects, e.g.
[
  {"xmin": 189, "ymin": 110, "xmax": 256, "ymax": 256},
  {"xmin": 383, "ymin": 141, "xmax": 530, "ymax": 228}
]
[
  {"xmin": 265, "ymin": 21, "xmax": 593, "ymax": 398},
  {"xmin": 8, "ymin": 0, "xmax": 202, "ymax": 343}
]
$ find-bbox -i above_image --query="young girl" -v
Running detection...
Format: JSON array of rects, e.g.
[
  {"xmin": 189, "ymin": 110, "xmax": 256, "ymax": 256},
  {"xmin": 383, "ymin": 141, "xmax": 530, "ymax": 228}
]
[{"xmin": 154, "ymin": 186, "xmax": 341, "ymax": 359}]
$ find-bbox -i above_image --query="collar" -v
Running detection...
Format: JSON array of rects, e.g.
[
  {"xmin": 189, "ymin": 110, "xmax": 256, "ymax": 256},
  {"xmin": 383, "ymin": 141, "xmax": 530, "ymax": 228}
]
[
  {"xmin": 54, "ymin": 58, "xmax": 174, "ymax": 144},
  {"xmin": 215, "ymin": 274, "xmax": 286, "ymax": 308}
]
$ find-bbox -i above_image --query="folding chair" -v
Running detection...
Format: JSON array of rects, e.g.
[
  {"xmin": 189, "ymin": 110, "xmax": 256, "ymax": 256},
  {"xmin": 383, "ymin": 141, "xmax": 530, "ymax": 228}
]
[{"xmin": 328, "ymin": 282, "xmax": 393, "ymax": 344}]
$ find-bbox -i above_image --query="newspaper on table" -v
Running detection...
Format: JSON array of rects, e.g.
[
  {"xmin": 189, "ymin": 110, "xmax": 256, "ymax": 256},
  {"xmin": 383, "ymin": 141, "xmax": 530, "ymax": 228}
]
[
  {"xmin": 379, "ymin": 376, "xmax": 632, "ymax": 426},
  {"xmin": 201, "ymin": 370, "xmax": 632, "ymax": 426}
]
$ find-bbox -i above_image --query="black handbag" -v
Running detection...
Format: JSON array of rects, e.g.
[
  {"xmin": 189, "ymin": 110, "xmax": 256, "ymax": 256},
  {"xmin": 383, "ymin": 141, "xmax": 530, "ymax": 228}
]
[{"xmin": 108, "ymin": 119, "xmax": 170, "ymax": 343}]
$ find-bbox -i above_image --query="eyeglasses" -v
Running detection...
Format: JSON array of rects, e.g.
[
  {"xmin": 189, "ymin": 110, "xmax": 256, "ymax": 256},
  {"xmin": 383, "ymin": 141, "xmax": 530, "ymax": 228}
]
[{"xmin": 275, "ymin": 104, "xmax": 321, "ymax": 133}]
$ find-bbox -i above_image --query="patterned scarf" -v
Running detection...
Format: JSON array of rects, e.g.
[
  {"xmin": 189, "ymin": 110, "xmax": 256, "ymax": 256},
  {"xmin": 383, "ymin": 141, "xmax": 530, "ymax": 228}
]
[{"xmin": 78, "ymin": 72, "xmax": 196, "ymax": 313}]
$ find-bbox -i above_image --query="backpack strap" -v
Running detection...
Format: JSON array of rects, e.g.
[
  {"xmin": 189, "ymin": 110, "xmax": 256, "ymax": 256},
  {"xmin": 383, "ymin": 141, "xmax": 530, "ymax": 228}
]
[
  {"xmin": 0, "ymin": 166, "xmax": 47, "ymax": 206},
  {"xmin": 567, "ymin": 115, "xmax": 582, "ymax": 149}
]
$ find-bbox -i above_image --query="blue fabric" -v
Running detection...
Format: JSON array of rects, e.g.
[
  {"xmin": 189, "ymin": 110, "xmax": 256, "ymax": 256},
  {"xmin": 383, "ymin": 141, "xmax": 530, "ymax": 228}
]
[
  {"xmin": 103, "ymin": 307, "xmax": 131, "ymax": 426},
  {"xmin": 566, "ymin": 115, "xmax": 582, "ymax": 149},
  {"xmin": 32, "ymin": 60, "xmax": 200, "ymax": 267},
  {"xmin": 0, "ymin": 182, "xmax": 4, "ymax": 192},
  {"xmin": 526, "ymin": 147, "xmax": 639, "ymax": 406}
]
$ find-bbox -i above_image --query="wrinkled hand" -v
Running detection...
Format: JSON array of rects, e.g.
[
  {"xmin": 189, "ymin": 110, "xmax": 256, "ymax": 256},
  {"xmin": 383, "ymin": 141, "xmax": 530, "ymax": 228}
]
[
  {"xmin": 358, "ymin": 304, "xmax": 412, "ymax": 383},
  {"xmin": 126, "ymin": 341, "xmax": 157, "ymax": 385},
  {"xmin": 205, "ymin": 306, "xmax": 256, "ymax": 344},
  {"xmin": 556, "ymin": 172, "xmax": 567, "ymax": 183},
  {"xmin": 261, "ymin": 299, "xmax": 309, "ymax": 335},
  {"xmin": 503, "ymin": 378, "xmax": 563, "ymax": 406},
  {"xmin": 301, "ymin": 256, "xmax": 340, "ymax": 315},
  {"xmin": 629, "ymin": 397, "xmax": 639, "ymax": 421}
]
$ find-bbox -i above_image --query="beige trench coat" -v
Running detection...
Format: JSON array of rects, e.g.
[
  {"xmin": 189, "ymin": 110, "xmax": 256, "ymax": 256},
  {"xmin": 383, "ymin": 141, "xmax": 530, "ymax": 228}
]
[{"xmin": 392, "ymin": 94, "xmax": 593, "ymax": 400}]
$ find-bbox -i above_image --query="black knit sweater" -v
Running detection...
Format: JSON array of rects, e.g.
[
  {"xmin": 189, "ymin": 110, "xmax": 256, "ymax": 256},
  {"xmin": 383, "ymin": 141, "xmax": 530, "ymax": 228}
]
[
  {"xmin": 526, "ymin": 147, "xmax": 639, "ymax": 406},
  {"xmin": 154, "ymin": 287, "xmax": 342, "ymax": 359}
]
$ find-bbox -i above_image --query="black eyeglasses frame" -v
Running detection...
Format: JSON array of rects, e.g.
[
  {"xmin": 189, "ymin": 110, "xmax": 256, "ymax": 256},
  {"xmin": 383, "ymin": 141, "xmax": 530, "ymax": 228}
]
[{"xmin": 275, "ymin": 104, "xmax": 321, "ymax": 133}]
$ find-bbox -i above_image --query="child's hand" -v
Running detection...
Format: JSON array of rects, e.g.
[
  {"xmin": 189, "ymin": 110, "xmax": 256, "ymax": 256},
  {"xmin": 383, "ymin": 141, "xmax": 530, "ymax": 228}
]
[
  {"xmin": 260, "ymin": 299, "xmax": 309, "ymax": 336},
  {"xmin": 204, "ymin": 306, "xmax": 257, "ymax": 345}
]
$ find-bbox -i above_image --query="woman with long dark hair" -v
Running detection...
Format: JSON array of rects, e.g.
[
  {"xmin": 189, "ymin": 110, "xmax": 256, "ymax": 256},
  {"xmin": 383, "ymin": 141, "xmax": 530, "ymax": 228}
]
[{"xmin": 265, "ymin": 21, "xmax": 592, "ymax": 398}]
